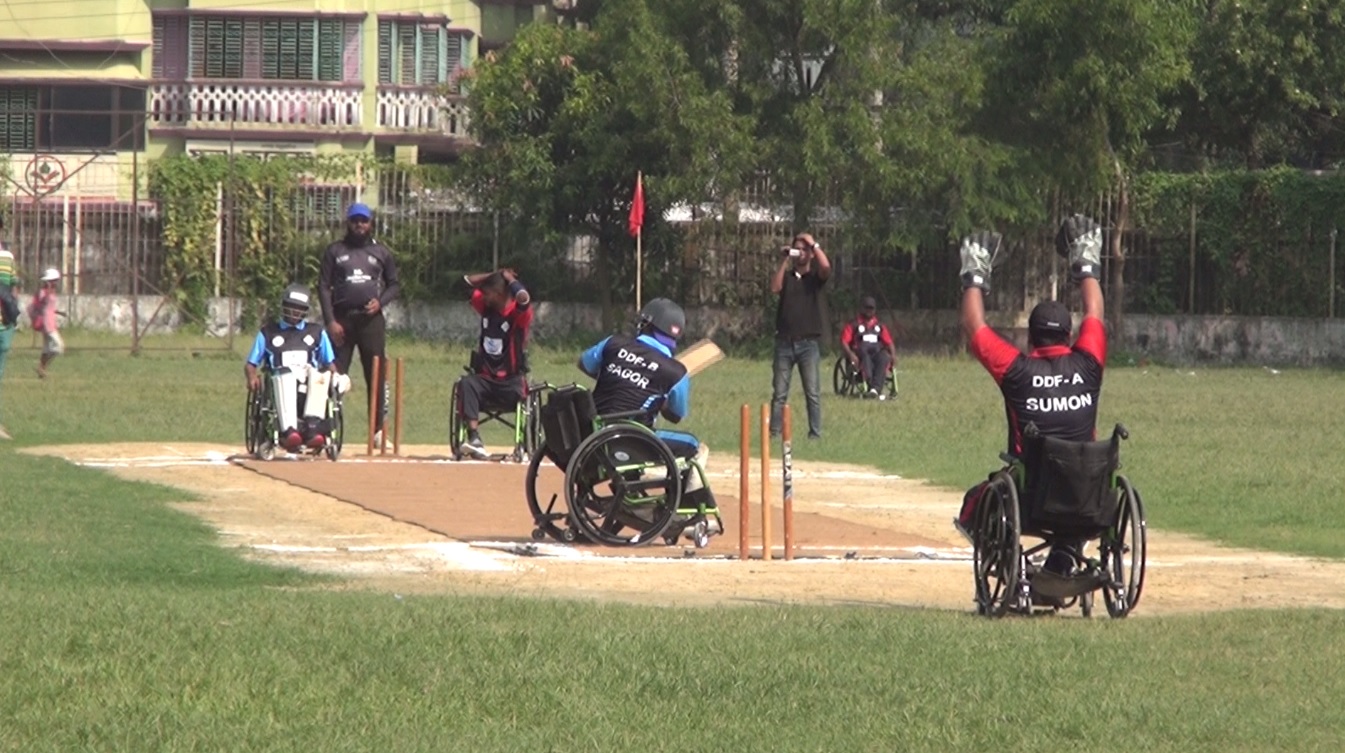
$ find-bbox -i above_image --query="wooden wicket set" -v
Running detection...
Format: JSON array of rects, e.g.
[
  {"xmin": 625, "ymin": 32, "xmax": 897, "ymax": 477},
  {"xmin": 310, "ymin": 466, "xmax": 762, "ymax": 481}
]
[
  {"xmin": 366, "ymin": 355, "xmax": 405, "ymax": 456},
  {"xmin": 738, "ymin": 403, "xmax": 796, "ymax": 561}
]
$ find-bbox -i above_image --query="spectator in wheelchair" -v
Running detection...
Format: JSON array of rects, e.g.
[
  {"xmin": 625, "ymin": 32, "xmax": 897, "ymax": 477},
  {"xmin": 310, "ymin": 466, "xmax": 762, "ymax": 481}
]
[
  {"xmin": 954, "ymin": 216, "xmax": 1107, "ymax": 577},
  {"xmin": 458, "ymin": 268, "xmax": 533, "ymax": 458},
  {"xmin": 244, "ymin": 284, "xmax": 347, "ymax": 452},
  {"xmin": 840, "ymin": 295, "xmax": 897, "ymax": 399},
  {"xmin": 578, "ymin": 297, "xmax": 718, "ymax": 523}
]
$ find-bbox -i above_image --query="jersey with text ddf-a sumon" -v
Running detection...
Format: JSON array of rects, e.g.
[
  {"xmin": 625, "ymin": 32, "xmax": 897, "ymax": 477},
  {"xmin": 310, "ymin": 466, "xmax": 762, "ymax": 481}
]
[
  {"xmin": 589, "ymin": 335, "xmax": 688, "ymax": 423},
  {"xmin": 322, "ymin": 242, "xmax": 395, "ymax": 315},
  {"xmin": 971, "ymin": 318, "xmax": 1106, "ymax": 454}
]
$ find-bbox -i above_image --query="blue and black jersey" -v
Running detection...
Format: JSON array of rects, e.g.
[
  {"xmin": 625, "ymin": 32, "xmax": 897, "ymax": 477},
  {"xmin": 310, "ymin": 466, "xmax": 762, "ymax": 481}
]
[{"xmin": 579, "ymin": 334, "xmax": 689, "ymax": 426}]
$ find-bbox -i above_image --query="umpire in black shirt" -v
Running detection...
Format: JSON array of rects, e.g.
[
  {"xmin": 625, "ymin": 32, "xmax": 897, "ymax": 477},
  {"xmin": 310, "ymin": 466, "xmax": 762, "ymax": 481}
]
[
  {"xmin": 769, "ymin": 231, "xmax": 831, "ymax": 439},
  {"xmin": 319, "ymin": 202, "xmax": 401, "ymax": 440}
]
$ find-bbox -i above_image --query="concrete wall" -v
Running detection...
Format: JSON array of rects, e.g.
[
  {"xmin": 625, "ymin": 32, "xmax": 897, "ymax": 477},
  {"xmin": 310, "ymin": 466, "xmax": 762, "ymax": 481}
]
[{"xmin": 54, "ymin": 294, "xmax": 1345, "ymax": 367}]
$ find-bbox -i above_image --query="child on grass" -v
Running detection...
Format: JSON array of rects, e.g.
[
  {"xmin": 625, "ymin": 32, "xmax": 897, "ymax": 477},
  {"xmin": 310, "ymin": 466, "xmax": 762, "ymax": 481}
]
[{"xmin": 29, "ymin": 268, "xmax": 64, "ymax": 379}]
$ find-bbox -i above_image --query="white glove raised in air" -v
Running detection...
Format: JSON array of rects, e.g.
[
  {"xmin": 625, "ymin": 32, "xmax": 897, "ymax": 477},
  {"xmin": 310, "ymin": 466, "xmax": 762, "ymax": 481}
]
[
  {"xmin": 959, "ymin": 230, "xmax": 1003, "ymax": 293},
  {"xmin": 1055, "ymin": 214, "xmax": 1102, "ymax": 281}
]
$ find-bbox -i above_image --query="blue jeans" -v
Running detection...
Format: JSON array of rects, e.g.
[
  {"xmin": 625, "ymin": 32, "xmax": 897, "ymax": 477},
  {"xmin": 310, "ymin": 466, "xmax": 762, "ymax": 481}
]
[{"xmin": 770, "ymin": 337, "xmax": 822, "ymax": 437}]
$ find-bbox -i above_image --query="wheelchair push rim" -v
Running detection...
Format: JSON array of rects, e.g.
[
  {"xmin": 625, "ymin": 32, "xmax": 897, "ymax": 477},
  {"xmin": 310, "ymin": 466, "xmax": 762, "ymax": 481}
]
[
  {"xmin": 564, "ymin": 424, "xmax": 682, "ymax": 546},
  {"xmin": 325, "ymin": 396, "xmax": 344, "ymax": 461},
  {"xmin": 973, "ymin": 473, "xmax": 1024, "ymax": 617},
  {"xmin": 1101, "ymin": 475, "xmax": 1147, "ymax": 618}
]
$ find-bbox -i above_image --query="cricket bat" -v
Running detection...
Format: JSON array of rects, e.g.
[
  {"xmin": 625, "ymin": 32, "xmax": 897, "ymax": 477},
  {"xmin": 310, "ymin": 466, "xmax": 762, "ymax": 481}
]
[{"xmin": 676, "ymin": 339, "xmax": 725, "ymax": 376}]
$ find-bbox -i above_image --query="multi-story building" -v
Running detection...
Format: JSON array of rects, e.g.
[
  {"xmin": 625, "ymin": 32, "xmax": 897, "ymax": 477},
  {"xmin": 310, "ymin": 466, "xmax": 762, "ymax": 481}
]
[{"xmin": 0, "ymin": 0, "xmax": 544, "ymax": 203}]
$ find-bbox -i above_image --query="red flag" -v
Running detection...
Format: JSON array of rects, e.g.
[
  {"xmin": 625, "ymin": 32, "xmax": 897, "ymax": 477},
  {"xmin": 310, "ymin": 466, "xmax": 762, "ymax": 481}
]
[{"xmin": 627, "ymin": 172, "xmax": 644, "ymax": 238}]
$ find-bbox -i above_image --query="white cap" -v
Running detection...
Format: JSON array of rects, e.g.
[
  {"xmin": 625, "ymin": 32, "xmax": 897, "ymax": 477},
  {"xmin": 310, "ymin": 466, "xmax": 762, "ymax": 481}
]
[{"xmin": 40, "ymin": 268, "xmax": 60, "ymax": 282}]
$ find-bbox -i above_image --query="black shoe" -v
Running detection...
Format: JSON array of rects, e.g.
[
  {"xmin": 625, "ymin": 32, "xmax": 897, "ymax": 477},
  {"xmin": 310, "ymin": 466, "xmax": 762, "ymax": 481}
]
[{"xmin": 1043, "ymin": 548, "xmax": 1076, "ymax": 577}]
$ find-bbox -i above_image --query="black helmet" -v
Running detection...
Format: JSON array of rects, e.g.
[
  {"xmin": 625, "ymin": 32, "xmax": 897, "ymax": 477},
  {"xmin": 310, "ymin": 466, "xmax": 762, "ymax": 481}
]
[
  {"xmin": 639, "ymin": 298, "xmax": 685, "ymax": 341},
  {"xmin": 281, "ymin": 283, "xmax": 311, "ymax": 323}
]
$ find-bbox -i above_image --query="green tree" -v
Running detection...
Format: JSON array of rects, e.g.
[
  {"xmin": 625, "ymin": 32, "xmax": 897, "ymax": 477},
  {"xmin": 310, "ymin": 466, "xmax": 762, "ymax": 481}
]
[
  {"xmin": 980, "ymin": 0, "xmax": 1197, "ymax": 328},
  {"xmin": 1162, "ymin": 0, "xmax": 1345, "ymax": 169},
  {"xmin": 458, "ymin": 2, "xmax": 755, "ymax": 326}
]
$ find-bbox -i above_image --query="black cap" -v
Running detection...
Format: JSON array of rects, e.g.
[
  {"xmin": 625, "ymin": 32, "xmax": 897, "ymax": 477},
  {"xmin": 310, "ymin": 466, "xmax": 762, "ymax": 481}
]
[
  {"xmin": 1028, "ymin": 300, "xmax": 1072, "ymax": 335},
  {"xmin": 860, "ymin": 296, "xmax": 876, "ymax": 309}
]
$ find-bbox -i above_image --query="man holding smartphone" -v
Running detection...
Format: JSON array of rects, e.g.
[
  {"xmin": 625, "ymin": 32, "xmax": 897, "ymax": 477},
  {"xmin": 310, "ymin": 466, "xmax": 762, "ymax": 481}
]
[{"xmin": 768, "ymin": 232, "xmax": 831, "ymax": 439}]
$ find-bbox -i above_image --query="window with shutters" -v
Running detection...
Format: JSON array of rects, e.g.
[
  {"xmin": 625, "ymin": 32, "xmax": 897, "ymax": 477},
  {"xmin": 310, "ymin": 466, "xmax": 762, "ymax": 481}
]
[
  {"xmin": 377, "ymin": 19, "xmax": 469, "ymax": 92},
  {"xmin": 158, "ymin": 14, "xmax": 360, "ymax": 82},
  {"xmin": 0, "ymin": 87, "xmax": 38, "ymax": 152},
  {"xmin": 0, "ymin": 85, "xmax": 146, "ymax": 152}
]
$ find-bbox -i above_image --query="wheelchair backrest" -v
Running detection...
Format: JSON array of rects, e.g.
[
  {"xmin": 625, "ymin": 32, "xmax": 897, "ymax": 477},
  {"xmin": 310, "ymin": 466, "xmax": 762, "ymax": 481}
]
[
  {"xmin": 1020, "ymin": 433, "xmax": 1119, "ymax": 533},
  {"xmin": 538, "ymin": 385, "xmax": 598, "ymax": 467}
]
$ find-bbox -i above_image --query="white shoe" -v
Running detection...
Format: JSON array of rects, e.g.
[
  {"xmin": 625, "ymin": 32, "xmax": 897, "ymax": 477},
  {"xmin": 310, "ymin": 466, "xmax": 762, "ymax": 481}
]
[
  {"xmin": 372, "ymin": 429, "xmax": 383, "ymax": 448},
  {"xmin": 877, "ymin": 393, "xmax": 888, "ymax": 401},
  {"xmin": 460, "ymin": 436, "xmax": 489, "ymax": 459},
  {"xmin": 0, "ymin": 424, "xmax": 10, "ymax": 440}
]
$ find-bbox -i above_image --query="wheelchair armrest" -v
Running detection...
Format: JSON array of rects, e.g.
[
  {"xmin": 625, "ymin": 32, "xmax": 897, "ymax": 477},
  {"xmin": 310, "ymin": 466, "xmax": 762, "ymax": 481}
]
[{"xmin": 601, "ymin": 409, "xmax": 650, "ymax": 422}]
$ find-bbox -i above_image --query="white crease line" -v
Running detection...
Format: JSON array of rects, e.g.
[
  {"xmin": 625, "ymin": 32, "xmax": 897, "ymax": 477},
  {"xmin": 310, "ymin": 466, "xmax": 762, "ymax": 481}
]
[
  {"xmin": 468, "ymin": 540, "xmax": 973, "ymax": 563},
  {"xmin": 705, "ymin": 470, "xmax": 905, "ymax": 481},
  {"xmin": 247, "ymin": 541, "xmax": 515, "ymax": 572}
]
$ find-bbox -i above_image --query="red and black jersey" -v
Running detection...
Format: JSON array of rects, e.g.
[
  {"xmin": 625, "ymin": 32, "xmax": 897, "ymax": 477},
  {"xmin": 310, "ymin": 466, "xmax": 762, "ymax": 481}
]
[
  {"xmin": 470, "ymin": 289, "xmax": 533, "ymax": 378},
  {"xmin": 970, "ymin": 318, "xmax": 1106, "ymax": 455},
  {"xmin": 840, "ymin": 315, "xmax": 893, "ymax": 353}
]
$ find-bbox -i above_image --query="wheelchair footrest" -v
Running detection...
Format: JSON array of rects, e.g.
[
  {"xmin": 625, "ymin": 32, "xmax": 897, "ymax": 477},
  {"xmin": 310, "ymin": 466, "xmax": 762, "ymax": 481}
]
[{"xmin": 1029, "ymin": 570, "xmax": 1109, "ymax": 601}]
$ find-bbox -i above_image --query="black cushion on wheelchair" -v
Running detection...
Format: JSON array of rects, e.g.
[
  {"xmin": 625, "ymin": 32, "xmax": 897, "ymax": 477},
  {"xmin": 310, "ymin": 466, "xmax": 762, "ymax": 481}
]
[
  {"xmin": 1020, "ymin": 434, "xmax": 1119, "ymax": 534},
  {"xmin": 538, "ymin": 386, "xmax": 598, "ymax": 467}
]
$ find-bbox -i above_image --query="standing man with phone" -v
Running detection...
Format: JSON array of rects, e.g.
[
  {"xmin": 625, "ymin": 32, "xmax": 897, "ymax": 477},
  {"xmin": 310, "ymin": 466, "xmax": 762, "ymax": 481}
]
[
  {"xmin": 769, "ymin": 232, "xmax": 831, "ymax": 439},
  {"xmin": 319, "ymin": 203, "xmax": 401, "ymax": 444}
]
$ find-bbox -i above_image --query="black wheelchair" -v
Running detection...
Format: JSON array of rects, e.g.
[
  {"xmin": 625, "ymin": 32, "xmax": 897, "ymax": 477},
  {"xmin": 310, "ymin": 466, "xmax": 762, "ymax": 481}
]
[
  {"xmin": 447, "ymin": 353, "xmax": 542, "ymax": 462},
  {"xmin": 971, "ymin": 424, "xmax": 1146, "ymax": 618},
  {"xmin": 523, "ymin": 384, "xmax": 723, "ymax": 548},
  {"xmin": 244, "ymin": 370, "xmax": 345, "ymax": 461},
  {"xmin": 832, "ymin": 355, "xmax": 898, "ymax": 399}
]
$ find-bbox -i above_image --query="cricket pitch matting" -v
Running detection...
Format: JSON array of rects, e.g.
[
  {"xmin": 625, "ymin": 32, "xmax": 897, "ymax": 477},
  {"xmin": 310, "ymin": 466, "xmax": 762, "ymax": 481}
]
[{"xmin": 237, "ymin": 457, "xmax": 945, "ymax": 559}]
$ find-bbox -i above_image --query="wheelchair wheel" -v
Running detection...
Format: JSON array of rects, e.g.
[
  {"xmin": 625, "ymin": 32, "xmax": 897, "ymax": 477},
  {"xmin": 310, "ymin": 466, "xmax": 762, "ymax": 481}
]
[
  {"xmin": 246, "ymin": 384, "xmax": 277, "ymax": 460},
  {"xmin": 564, "ymin": 425, "xmax": 681, "ymax": 546},
  {"xmin": 447, "ymin": 378, "xmax": 465, "ymax": 460},
  {"xmin": 245, "ymin": 386, "xmax": 263, "ymax": 455},
  {"xmin": 325, "ymin": 396, "xmax": 344, "ymax": 462},
  {"xmin": 832, "ymin": 357, "xmax": 855, "ymax": 396},
  {"xmin": 973, "ymin": 472, "xmax": 1024, "ymax": 617},
  {"xmin": 886, "ymin": 368, "xmax": 899, "ymax": 400},
  {"xmin": 525, "ymin": 448, "xmax": 586, "ymax": 543},
  {"xmin": 522, "ymin": 386, "xmax": 545, "ymax": 460},
  {"xmin": 1101, "ymin": 475, "xmax": 1147, "ymax": 618}
]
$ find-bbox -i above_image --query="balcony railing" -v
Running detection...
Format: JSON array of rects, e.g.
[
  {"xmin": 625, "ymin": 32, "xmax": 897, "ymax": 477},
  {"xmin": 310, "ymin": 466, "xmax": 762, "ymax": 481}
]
[
  {"xmin": 149, "ymin": 81, "xmax": 364, "ymax": 130},
  {"xmin": 376, "ymin": 87, "xmax": 469, "ymax": 138}
]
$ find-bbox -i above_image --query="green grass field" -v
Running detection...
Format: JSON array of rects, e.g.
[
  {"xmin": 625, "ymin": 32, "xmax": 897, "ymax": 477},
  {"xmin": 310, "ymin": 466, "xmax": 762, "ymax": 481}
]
[{"xmin": 1, "ymin": 331, "xmax": 1344, "ymax": 751}]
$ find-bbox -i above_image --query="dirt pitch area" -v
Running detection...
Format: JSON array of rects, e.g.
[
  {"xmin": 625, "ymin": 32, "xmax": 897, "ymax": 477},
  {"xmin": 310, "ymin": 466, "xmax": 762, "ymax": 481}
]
[{"xmin": 26, "ymin": 442, "xmax": 1345, "ymax": 615}]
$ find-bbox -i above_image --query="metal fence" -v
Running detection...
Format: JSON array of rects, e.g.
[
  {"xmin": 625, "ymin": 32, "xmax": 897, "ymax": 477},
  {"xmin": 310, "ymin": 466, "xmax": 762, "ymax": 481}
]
[{"xmin": 4, "ymin": 157, "xmax": 1343, "ymax": 344}]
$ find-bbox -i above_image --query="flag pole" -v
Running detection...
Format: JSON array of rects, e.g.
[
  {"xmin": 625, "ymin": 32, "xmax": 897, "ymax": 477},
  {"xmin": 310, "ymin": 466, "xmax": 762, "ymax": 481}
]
[{"xmin": 635, "ymin": 171, "xmax": 643, "ymax": 311}]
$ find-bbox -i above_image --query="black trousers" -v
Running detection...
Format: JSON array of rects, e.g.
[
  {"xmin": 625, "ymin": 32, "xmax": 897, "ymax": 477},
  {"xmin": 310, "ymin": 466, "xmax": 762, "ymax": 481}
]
[
  {"xmin": 333, "ymin": 310, "xmax": 387, "ymax": 431},
  {"xmin": 458, "ymin": 373, "xmax": 525, "ymax": 423},
  {"xmin": 858, "ymin": 349, "xmax": 892, "ymax": 391}
]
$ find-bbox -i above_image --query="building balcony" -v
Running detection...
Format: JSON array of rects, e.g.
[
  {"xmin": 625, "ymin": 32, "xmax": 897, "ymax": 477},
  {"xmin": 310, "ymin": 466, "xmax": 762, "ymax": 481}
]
[
  {"xmin": 376, "ymin": 86, "xmax": 470, "ymax": 139},
  {"xmin": 149, "ymin": 81, "xmax": 364, "ymax": 132}
]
